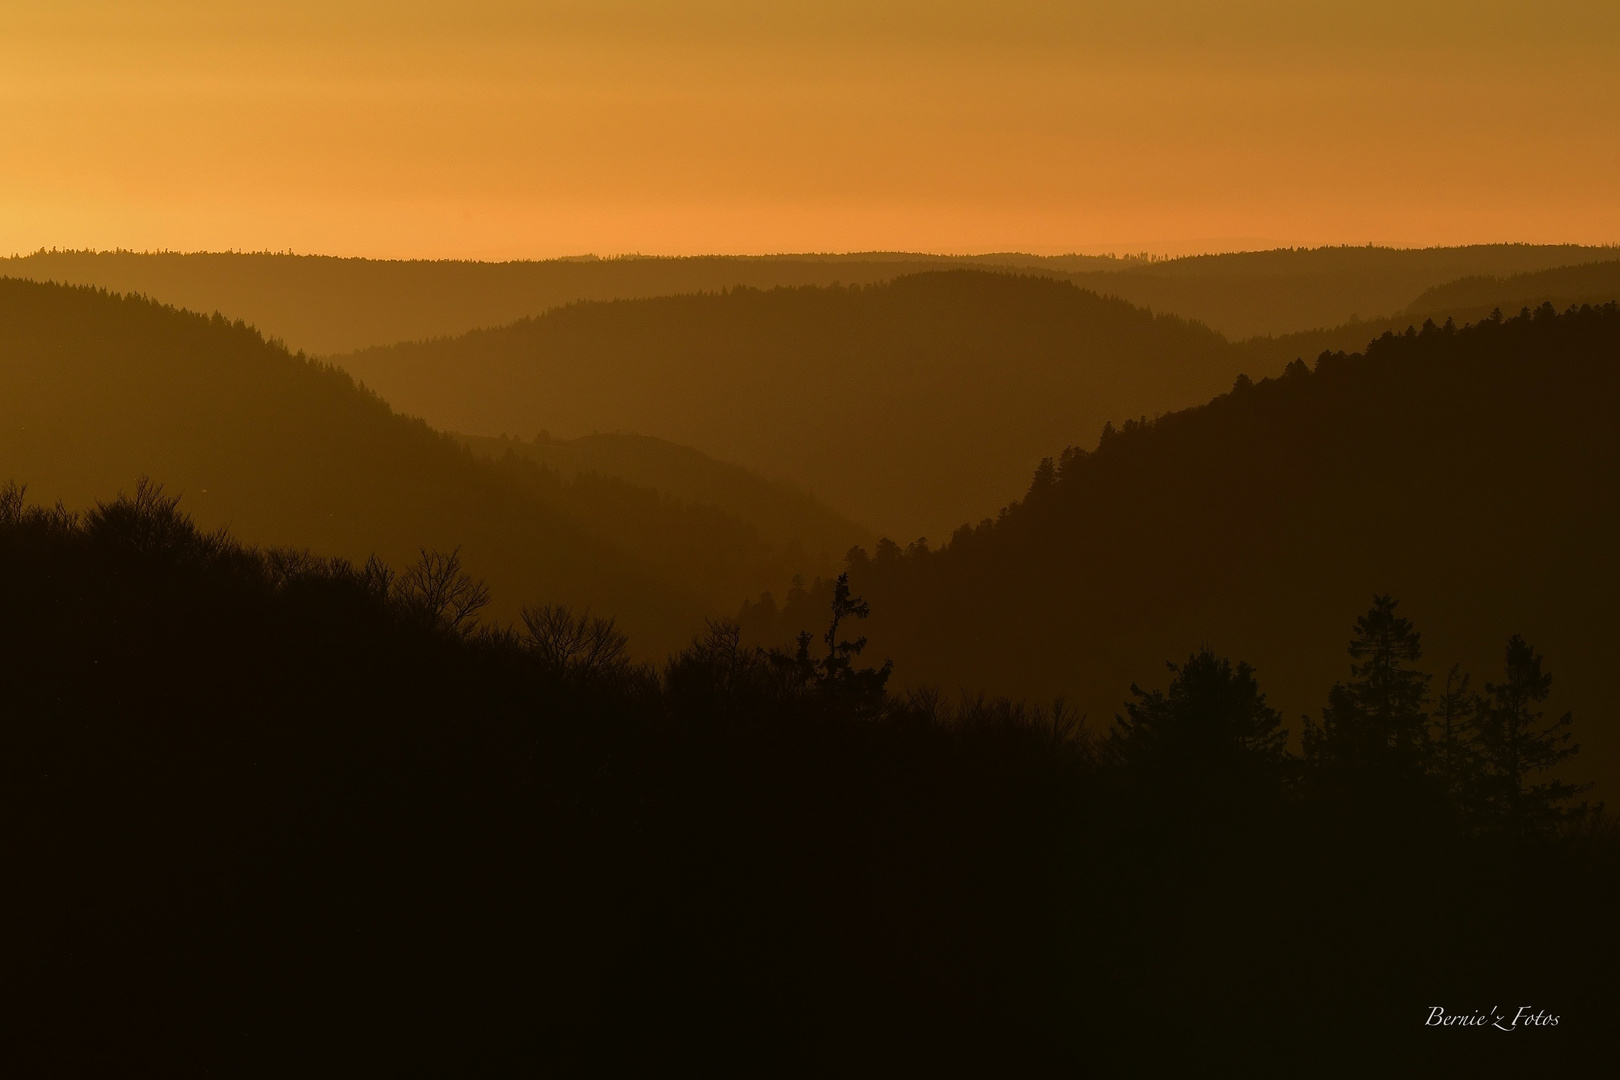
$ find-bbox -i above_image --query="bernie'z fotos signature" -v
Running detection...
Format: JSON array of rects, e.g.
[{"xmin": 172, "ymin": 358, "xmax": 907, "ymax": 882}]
[{"xmin": 1426, "ymin": 1006, "xmax": 1560, "ymax": 1031}]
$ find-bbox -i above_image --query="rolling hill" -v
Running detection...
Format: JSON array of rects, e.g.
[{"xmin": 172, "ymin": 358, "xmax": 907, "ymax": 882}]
[
  {"xmin": 1232, "ymin": 259, "xmax": 1620, "ymax": 371},
  {"xmin": 1069, "ymin": 244, "xmax": 1616, "ymax": 339},
  {"xmin": 0, "ymin": 278, "xmax": 846, "ymax": 653},
  {"xmin": 1, "ymin": 250, "xmax": 1109, "ymax": 356},
  {"xmin": 459, "ymin": 431, "xmax": 870, "ymax": 564},
  {"xmin": 6, "ymin": 244, "xmax": 1612, "ymax": 356},
  {"xmin": 336, "ymin": 270, "xmax": 1238, "ymax": 540},
  {"xmin": 1402, "ymin": 259, "xmax": 1620, "ymax": 315}
]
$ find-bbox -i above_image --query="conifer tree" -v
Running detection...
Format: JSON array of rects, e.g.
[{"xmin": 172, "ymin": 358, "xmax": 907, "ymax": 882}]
[
  {"xmin": 1305, "ymin": 596, "xmax": 1431, "ymax": 776},
  {"xmin": 1108, "ymin": 648, "xmax": 1288, "ymax": 794},
  {"xmin": 769, "ymin": 571, "xmax": 891, "ymax": 713},
  {"xmin": 1430, "ymin": 663, "xmax": 1481, "ymax": 813},
  {"xmin": 1474, "ymin": 635, "xmax": 1589, "ymax": 836}
]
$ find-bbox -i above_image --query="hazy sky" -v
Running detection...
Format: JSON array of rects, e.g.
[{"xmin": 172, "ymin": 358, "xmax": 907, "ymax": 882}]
[{"xmin": 5, "ymin": 1, "xmax": 1618, "ymax": 259}]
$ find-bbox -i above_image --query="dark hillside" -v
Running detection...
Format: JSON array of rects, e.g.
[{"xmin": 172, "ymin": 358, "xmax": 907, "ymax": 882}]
[
  {"xmin": 743, "ymin": 304, "xmax": 1620, "ymax": 799},
  {"xmin": 4, "ymin": 485, "xmax": 1612, "ymax": 1072},
  {"xmin": 338, "ymin": 271, "xmax": 1234, "ymax": 539},
  {"xmin": 0, "ymin": 278, "xmax": 805, "ymax": 652}
]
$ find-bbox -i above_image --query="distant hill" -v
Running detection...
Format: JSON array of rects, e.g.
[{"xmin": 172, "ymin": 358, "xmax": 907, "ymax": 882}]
[
  {"xmin": 6, "ymin": 245, "xmax": 1611, "ymax": 355},
  {"xmin": 0, "ymin": 278, "xmax": 841, "ymax": 653},
  {"xmin": 1232, "ymin": 259, "xmax": 1620, "ymax": 371},
  {"xmin": 1068, "ymin": 244, "xmax": 1616, "ymax": 339},
  {"xmin": 741, "ymin": 304, "xmax": 1620, "ymax": 799},
  {"xmin": 459, "ymin": 431, "xmax": 871, "ymax": 565},
  {"xmin": 1, "ymin": 250, "xmax": 1116, "ymax": 356},
  {"xmin": 336, "ymin": 271, "xmax": 1236, "ymax": 540},
  {"xmin": 1402, "ymin": 259, "xmax": 1620, "ymax": 314}
]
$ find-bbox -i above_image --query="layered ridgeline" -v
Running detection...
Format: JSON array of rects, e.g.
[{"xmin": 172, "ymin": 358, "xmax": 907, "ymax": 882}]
[
  {"xmin": 459, "ymin": 431, "xmax": 869, "ymax": 565},
  {"xmin": 1066, "ymin": 243, "xmax": 1616, "ymax": 339},
  {"xmin": 1236, "ymin": 258, "xmax": 1620, "ymax": 371},
  {"xmin": 338, "ymin": 271, "xmax": 1236, "ymax": 540},
  {"xmin": 6, "ymin": 244, "xmax": 1611, "ymax": 354},
  {"xmin": 742, "ymin": 304, "xmax": 1620, "ymax": 798},
  {"xmin": 2, "ymin": 250, "xmax": 1117, "ymax": 356},
  {"xmin": 0, "ymin": 278, "xmax": 857, "ymax": 651}
]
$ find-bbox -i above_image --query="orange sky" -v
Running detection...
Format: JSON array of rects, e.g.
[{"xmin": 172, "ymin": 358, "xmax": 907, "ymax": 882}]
[{"xmin": 4, "ymin": 1, "xmax": 1619, "ymax": 259}]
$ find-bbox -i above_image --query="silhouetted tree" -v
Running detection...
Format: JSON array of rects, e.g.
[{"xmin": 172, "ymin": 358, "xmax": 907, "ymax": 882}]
[
  {"xmin": 4, "ymin": 478, "xmax": 1616, "ymax": 1075},
  {"xmin": 1474, "ymin": 635, "xmax": 1590, "ymax": 836},
  {"xmin": 1026, "ymin": 456, "xmax": 1057, "ymax": 500},
  {"xmin": 1306, "ymin": 596, "xmax": 1431, "ymax": 777},
  {"xmin": 764, "ymin": 572, "xmax": 892, "ymax": 714},
  {"xmin": 393, "ymin": 547, "xmax": 490, "ymax": 633},
  {"xmin": 1107, "ymin": 648, "xmax": 1289, "ymax": 800},
  {"xmin": 522, "ymin": 604, "xmax": 633, "ymax": 679},
  {"xmin": 1431, "ymin": 663, "xmax": 1482, "ymax": 814}
]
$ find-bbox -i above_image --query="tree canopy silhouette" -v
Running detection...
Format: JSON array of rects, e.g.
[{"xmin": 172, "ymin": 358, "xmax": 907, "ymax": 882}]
[
  {"xmin": 742, "ymin": 302, "xmax": 1620, "ymax": 803},
  {"xmin": 1, "ymin": 480, "xmax": 1613, "ymax": 1073}
]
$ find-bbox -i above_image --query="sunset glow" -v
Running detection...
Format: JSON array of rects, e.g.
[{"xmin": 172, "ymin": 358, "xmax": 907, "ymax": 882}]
[{"xmin": 7, "ymin": 1, "xmax": 1619, "ymax": 258}]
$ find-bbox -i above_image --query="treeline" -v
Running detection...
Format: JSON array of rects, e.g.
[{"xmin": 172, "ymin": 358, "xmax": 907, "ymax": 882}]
[
  {"xmin": 741, "ymin": 302, "xmax": 1620, "ymax": 801},
  {"xmin": 3, "ymin": 482, "xmax": 1613, "ymax": 1072},
  {"xmin": 1062, "ymin": 242, "xmax": 1614, "ymax": 338},
  {"xmin": 1111, "ymin": 596, "xmax": 1594, "ymax": 838},
  {"xmin": 1404, "ymin": 258, "xmax": 1620, "ymax": 315},
  {"xmin": 1234, "ymin": 261, "xmax": 1620, "ymax": 371}
]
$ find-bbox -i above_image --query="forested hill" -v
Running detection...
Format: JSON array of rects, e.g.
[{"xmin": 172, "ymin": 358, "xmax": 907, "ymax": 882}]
[
  {"xmin": 338, "ymin": 271, "xmax": 1234, "ymax": 540},
  {"xmin": 459, "ymin": 431, "xmax": 870, "ymax": 562},
  {"xmin": 1232, "ymin": 259, "xmax": 1620, "ymax": 372},
  {"xmin": 1069, "ymin": 243, "xmax": 1614, "ymax": 339},
  {"xmin": 6, "ymin": 244, "xmax": 1609, "ymax": 355},
  {"xmin": 1403, "ymin": 259, "xmax": 1620, "ymax": 315},
  {"xmin": 3, "ymin": 250, "xmax": 1110, "ymax": 356},
  {"xmin": 0, "ymin": 278, "xmax": 840, "ymax": 652},
  {"xmin": 9, "ymin": 476, "xmax": 1612, "ymax": 1072},
  {"xmin": 742, "ymin": 304, "xmax": 1620, "ymax": 798}
]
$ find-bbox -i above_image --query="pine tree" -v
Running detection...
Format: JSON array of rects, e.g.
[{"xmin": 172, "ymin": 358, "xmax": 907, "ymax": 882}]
[
  {"xmin": 1474, "ymin": 635, "xmax": 1590, "ymax": 836},
  {"xmin": 1430, "ymin": 663, "xmax": 1481, "ymax": 814},
  {"xmin": 768, "ymin": 572, "xmax": 891, "ymax": 713},
  {"xmin": 1305, "ymin": 596, "xmax": 1431, "ymax": 776},
  {"xmin": 1108, "ymin": 648, "xmax": 1288, "ymax": 796}
]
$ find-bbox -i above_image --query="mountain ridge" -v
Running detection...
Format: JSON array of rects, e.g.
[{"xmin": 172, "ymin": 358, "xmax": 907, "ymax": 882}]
[{"xmin": 0, "ymin": 277, "xmax": 842, "ymax": 654}]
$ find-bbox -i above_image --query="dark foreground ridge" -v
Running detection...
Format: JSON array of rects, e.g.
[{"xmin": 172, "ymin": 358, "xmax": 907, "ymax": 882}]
[
  {"xmin": 3, "ymin": 482, "xmax": 1615, "ymax": 1073},
  {"xmin": 745, "ymin": 301, "xmax": 1620, "ymax": 801}
]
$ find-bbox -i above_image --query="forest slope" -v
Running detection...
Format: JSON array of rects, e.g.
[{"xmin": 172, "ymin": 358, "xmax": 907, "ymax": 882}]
[
  {"xmin": 337, "ymin": 271, "xmax": 1235, "ymax": 539},
  {"xmin": 1403, "ymin": 259, "xmax": 1620, "ymax": 314},
  {"xmin": 459, "ymin": 431, "xmax": 870, "ymax": 563},
  {"xmin": 1232, "ymin": 259, "xmax": 1620, "ymax": 372},
  {"xmin": 0, "ymin": 278, "xmax": 830, "ymax": 652},
  {"xmin": 9, "ymin": 484, "xmax": 1611, "ymax": 1072},
  {"xmin": 742, "ymin": 304, "xmax": 1620, "ymax": 798}
]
